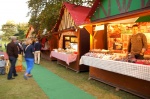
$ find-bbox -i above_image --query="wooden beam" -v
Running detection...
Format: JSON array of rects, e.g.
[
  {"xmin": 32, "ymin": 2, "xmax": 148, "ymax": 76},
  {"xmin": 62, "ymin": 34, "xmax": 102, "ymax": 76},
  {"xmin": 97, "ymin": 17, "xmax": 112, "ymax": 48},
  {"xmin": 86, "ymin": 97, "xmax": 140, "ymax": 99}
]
[
  {"xmin": 67, "ymin": 13, "xmax": 71, "ymax": 28},
  {"xmin": 84, "ymin": 25, "xmax": 93, "ymax": 35},
  {"xmin": 66, "ymin": 10, "xmax": 69, "ymax": 28},
  {"xmin": 62, "ymin": 14, "xmax": 66, "ymax": 29},
  {"xmin": 93, "ymin": 31, "xmax": 98, "ymax": 38},
  {"xmin": 64, "ymin": 9, "xmax": 68, "ymax": 29},
  {"xmin": 90, "ymin": 34, "xmax": 94, "ymax": 50}
]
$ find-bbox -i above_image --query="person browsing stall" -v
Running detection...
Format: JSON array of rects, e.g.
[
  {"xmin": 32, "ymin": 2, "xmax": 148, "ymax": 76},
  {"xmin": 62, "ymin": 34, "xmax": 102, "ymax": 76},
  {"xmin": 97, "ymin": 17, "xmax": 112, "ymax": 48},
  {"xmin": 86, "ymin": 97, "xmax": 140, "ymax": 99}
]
[
  {"xmin": 24, "ymin": 38, "xmax": 34, "ymax": 80},
  {"xmin": 127, "ymin": 24, "xmax": 147, "ymax": 59}
]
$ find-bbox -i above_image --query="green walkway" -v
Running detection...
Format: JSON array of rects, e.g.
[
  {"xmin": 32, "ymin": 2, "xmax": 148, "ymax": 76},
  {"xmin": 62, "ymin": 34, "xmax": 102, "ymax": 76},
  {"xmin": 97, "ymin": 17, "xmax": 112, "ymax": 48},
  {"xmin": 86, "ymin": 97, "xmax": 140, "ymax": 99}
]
[{"xmin": 23, "ymin": 62, "xmax": 95, "ymax": 99}]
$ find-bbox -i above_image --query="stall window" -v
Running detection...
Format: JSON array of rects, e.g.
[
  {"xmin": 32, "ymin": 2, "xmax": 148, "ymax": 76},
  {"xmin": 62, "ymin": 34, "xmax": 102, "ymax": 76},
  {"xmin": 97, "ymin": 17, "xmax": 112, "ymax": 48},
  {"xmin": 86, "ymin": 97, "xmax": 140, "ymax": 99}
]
[{"xmin": 63, "ymin": 35, "xmax": 77, "ymax": 49}]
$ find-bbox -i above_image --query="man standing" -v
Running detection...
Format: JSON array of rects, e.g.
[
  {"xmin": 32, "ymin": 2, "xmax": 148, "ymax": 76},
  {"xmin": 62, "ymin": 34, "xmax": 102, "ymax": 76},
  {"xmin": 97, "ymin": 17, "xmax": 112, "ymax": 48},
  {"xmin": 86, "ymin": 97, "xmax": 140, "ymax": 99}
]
[
  {"xmin": 127, "ymin": 24, "xmax": 147, "ymax": 59},
  {"xmin": 7, "ymin": 37, "xmax": 18, "ymax": 80},
  {"xmin": 34, "ymin": 38, "xmax": 42, "ymax": 64}
]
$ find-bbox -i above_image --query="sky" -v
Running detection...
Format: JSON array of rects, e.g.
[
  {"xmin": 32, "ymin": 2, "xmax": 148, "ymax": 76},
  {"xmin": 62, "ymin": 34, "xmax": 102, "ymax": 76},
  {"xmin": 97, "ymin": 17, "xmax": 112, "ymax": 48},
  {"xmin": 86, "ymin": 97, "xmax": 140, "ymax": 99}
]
[{"xmin": 0, "ymin": 0, "xmax": 30, "ymax": 28}]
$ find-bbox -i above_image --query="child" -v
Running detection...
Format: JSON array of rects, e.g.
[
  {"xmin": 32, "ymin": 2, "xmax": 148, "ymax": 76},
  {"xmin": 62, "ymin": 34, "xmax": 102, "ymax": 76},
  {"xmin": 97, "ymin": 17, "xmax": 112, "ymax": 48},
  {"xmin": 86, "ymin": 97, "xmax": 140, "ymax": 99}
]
[{"xmin": 0, "ymin": 56, "xmax": 6, "ymax": 75}]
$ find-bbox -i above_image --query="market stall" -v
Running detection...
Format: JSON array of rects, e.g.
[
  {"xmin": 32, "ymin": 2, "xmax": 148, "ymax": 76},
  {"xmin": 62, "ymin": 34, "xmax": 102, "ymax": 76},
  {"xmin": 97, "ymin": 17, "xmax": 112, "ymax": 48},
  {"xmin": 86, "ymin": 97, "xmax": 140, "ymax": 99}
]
[
  {"xmin": 80, "ymin": 0, "xmax": 150, "ymax": 98},
  {"xmin": 40, "ymin": 37, "xmax": 51, "ymax": 61},
  {"xmin": 50, "ymin": 2, "xmax": 91, "ymax": 72}
]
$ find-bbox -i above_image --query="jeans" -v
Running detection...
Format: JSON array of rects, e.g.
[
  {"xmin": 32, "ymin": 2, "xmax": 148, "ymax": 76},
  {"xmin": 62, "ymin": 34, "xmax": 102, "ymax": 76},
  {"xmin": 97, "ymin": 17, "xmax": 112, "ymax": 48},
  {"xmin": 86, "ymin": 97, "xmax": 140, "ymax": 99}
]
[
  {"xmin": 25, "ymin": 58, "xmax": 34, "ymax": 74},
  {"xmin": 8, "ymin": 56, "xmax": 17, "ymax": 79},
  {"xmin": 0, "ymin": 67, "xmax": 5, "ymax": 75}
]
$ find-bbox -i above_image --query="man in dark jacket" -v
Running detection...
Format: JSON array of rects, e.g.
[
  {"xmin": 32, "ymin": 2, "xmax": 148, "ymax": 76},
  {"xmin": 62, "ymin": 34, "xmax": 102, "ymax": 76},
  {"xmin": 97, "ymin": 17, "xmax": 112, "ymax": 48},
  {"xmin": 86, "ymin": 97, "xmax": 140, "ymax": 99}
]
[{"xmin": 7, "ymin": 37, "xmax": 18, "ymax": 80}]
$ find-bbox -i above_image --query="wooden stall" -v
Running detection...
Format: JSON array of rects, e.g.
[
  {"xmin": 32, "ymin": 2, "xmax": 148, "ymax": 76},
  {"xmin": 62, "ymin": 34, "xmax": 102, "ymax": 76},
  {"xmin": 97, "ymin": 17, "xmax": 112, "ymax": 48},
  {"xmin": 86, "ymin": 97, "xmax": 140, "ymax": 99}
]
[
  {"xmin": 40, "ymin": 36, "xmax": 51, "ymax": 61},
  {"xmin": 40, "ymin": 35, "xmax": 58, "ymax": 61},
  {"xmin": 81, "ymin": 0, "xmax": 150, "ymax": 98},
  {"xmin": 50, "ymin": 2, "xmax": 91, "ymax": 72}
]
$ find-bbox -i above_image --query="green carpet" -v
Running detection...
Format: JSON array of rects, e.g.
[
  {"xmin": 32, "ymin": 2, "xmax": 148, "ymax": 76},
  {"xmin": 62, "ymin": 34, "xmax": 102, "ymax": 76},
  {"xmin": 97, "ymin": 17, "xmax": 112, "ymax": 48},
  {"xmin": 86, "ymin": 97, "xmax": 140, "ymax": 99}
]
[{"xmin": 23, "ymin": 62, "xmax": 95, "ymax": 99}]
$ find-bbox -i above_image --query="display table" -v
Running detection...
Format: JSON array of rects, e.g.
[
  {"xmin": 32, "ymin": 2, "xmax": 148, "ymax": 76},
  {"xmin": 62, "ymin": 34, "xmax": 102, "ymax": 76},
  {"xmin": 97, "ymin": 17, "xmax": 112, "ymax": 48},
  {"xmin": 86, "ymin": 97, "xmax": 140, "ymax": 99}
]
[
  {"xmin": 80, "ymin": 56, "xmax": 150, "ymax": 98},
  {"xmin": 50, "ymin": 51, "xmax": 89, "ymax": 72},
  {"xmin": 50, "ymin": 51, "xmax": 77, "ymax": 65},
  {"xmin": 80, "ymin": 56, "xmax": 150, "ymax": 81}
]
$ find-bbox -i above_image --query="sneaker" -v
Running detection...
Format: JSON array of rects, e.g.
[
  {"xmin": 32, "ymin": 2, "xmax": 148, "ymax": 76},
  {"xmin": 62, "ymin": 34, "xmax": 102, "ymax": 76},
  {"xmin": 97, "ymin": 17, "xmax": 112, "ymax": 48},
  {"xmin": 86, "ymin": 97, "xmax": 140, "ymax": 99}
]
[
  {"xmin": 23, "ymin": 75, "xmax": 28, "ymax": 80},
  {"xmin": 27, "ymin": 74, "xmax": 33, "ymax": 77}
]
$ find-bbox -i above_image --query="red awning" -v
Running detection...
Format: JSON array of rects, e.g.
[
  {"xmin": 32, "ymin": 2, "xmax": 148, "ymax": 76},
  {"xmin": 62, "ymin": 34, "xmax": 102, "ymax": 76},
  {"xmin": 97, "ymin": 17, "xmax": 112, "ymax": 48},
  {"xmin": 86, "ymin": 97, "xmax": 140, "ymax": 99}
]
[
  {"xmin": 51, "ymin": 2, "xmax": 91, "ymax": 32},
  {"xmin": 64, "ymin": 2, "xmax": 91, "ymax": 26}
]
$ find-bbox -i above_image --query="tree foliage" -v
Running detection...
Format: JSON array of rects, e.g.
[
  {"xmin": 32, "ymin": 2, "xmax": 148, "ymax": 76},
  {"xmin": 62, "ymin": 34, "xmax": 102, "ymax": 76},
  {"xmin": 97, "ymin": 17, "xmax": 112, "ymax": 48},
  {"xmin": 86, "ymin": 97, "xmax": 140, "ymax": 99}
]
[
  {"xmin": 16, "ymin": 23, "xmax": 29, "ymax": 40},
  {"xmin": 1, "ymin": 21, "xmax": 18, "ymax": 40},
  {"xmin": 27, "ymin": 0, "xmax": 95, "ymax": 36},
  {"xmin": 1, "ymin": 21, "xmax": 29, "ymax": 41}
]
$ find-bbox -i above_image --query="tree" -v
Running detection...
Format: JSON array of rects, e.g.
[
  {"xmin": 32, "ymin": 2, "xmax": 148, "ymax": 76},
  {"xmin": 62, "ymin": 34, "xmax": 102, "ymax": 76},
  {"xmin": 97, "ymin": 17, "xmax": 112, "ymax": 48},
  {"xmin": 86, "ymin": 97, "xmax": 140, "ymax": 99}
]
[
  {"xmin": 1, "ymin": 21, "xmax": 18, "ymax": 41},
  {"xmin": 15, "ymin": 23, "xmax": 29, "ymax": 40},
  {"xmin": 27, "ymin": 0, "xmax": 47, "ymax": 35},
  {"xmin": 1, "ymin": 21, "xmax": 29, "ymax": 41}
]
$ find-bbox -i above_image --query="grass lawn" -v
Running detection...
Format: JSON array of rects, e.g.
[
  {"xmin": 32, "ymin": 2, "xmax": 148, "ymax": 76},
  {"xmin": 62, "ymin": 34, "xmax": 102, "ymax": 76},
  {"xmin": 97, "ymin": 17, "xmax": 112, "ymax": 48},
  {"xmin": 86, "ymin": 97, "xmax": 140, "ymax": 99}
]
[
  {"xmin": 0, "ymin": 67, "xmax": 49, "ymax": 99},
  {"xmin": 0, "ymin": 39, "xmax": 48, "ymax": 99},
  {"xmin": 0, "ymin": 55, "xmax": 142, "ymax": 99},
  {"xmin": 0, "ymin": 40, "xmax": 144, "ymax": 99}
]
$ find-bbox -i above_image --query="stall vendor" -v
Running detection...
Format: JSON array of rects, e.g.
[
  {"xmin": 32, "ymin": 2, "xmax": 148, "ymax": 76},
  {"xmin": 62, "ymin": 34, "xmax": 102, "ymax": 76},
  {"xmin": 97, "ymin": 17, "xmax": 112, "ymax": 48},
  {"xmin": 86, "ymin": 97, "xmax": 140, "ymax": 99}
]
[{"xmin": 127, "ymin": 24, "xmax": 147, "ymax": 59}]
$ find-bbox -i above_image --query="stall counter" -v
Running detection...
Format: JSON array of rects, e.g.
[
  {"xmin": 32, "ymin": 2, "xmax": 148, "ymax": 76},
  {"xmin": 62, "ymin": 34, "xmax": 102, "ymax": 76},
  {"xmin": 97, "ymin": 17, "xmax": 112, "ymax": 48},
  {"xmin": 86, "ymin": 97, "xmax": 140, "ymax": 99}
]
[{"xmin": 80, "ymin": 55, "xmax": 150, "ymax": 98}]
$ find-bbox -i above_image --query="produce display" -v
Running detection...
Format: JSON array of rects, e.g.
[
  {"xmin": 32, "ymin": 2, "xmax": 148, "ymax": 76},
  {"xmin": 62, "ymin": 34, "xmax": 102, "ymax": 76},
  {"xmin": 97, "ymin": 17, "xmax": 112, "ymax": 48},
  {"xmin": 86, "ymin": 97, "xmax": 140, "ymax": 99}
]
[
  {"xmin": 84, "ymin": 51, "xmax": 127, "ymax": 61},
  {"xmin": 84, "ymin": 49, "xmax": 150, "ymax": 65},
  {"xmin": 53, "ymin": 48, "xmax": 77, "ymax": 54}
]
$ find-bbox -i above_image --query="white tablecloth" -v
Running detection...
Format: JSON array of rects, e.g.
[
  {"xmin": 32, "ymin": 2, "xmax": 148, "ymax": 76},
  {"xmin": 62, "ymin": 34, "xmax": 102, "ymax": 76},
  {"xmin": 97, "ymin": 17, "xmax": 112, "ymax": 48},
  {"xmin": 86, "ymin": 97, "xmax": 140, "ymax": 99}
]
[
  {"xmin": 80, "ymin": 56, "xmax": 150, "ymax": 82},
  {"xmin": 50, "ymin": 51, "xmax": 77, "ymax": 65}
]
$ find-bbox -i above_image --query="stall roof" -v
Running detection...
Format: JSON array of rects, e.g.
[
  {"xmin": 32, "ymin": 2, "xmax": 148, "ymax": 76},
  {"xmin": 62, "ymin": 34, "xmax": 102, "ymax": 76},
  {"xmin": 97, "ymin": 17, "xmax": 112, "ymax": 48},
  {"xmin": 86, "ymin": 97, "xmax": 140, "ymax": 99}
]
[
  {"xmin": 64, "ymin": 2, "xmax": 91, "ymax": 25},
  {"xmin": 52, "ymin": 2, "xmax": 91, "ymax": 32},
  {"xmin": 86, "ymin": 0, "xmax": 100, "ymax": 20},
  {"xmin": 85, "ymin": 0, "xmax": 150, "ymax": 25}
]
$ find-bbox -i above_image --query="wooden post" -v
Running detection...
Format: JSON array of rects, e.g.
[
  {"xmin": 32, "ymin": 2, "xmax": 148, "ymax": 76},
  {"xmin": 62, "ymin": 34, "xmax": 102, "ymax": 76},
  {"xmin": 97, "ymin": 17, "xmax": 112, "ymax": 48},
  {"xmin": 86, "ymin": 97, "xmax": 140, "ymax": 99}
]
[{"xmin": 84, "ymin": 25, "xmax": 94, "ymax": 50}]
